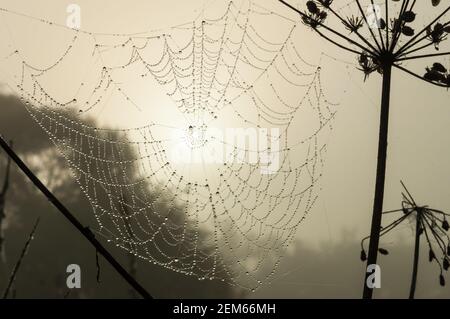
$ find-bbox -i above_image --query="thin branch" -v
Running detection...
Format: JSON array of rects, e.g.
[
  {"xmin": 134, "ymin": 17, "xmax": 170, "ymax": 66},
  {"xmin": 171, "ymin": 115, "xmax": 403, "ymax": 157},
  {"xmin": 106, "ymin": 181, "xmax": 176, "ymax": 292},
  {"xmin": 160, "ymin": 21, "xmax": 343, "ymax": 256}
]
[
  {"xmin": 424, "ymin": 211, "xmax": 446, "ymax": 235},
  {"xmin": 361, "ymin": 212, "xmax": 411, "ymax": 249},
  {"xmin": 400, "ymin": 180, "xmax": 417, "ymax": 206},
  {"xmin": 397, "ymin": 51, "xmax": 450, "ymax": 62},
  {"xmin": 426, "ymin": 210, "xmax": 447, "ymax": 224},
  {"xmin": 424, "ymin": 211, "xmax": 449, "ymax": 241},
  {"xmin": 423, "ymin": 213, "xmax": 447, "ymax": 256},
  {"xmin": 427, "ymin": 215, "xmax": 449, "ymax": 252},
  {"xmin": 370, "ymin": 0, "xmax": 385, "ymax": 50},
  {"xmin": 421, "ymin": 217, "xmax": 438, "ymax": 261},
  {"xmin": 2, "ymin": 218, "xmax": 40, "ymax": 299},
  {"xmin": 396, "ymin": 0, "xmax": 419, "ymax": 53},
  {"xmin": 95, "ymin": 248, "xmax": 101, "ymax": 283},
  {"xmin": 421, "ymin": 216, "xmax": 445, "ymax": 276},
  {"xmin": 385, "ymin": 0, "xmax": 389, "ymax": 48},
  {"xmin": 391, "ymin": 0, "xmax": 418, "ymax": 54},
  {"xmin": 389, "ymin": 0, "xmax": 409, "ymax": 53},
  {"xmin": 315, "ymin": 28, "xmax": 362, "ymax": 55},
  {"xmin": 399, "ymin": 41, "xmax": 435, "ymax": 58},
  {"xmin": 355, "ymin": 0, "xmax": 383, "ymax": 52},
  {"xmin": 393, "ymin": 63, "xmax": 450, "ymax": 88},
  {"xmin": 382, "ymin": 208, "xmax": 406, "ymax": 214},
  {"xmin": 428, "ymin": 208, "xmax": 450, "ymax": 217}
]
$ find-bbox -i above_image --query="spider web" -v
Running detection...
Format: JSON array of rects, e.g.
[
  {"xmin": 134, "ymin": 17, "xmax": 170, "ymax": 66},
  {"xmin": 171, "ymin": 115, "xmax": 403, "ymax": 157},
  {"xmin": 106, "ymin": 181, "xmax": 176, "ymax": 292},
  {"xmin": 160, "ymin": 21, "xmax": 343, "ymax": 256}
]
[{"xmin": 0, "ymin": 0, "xmax": 338, "ymax": 291}]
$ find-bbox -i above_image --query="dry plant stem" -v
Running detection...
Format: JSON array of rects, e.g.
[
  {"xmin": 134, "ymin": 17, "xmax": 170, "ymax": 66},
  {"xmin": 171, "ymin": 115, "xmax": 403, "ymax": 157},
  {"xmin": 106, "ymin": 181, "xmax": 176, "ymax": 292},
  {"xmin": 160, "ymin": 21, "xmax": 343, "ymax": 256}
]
[
  {"xmin": 362, "ymin": 61, "xmax": 392, "ymax": 299},
  {"xmin": 2, "ymin": 218, "xmax": 39, "ymax": 299},
  {"xmin": 0, "ymin": 135, "xmax": 153, "ymax": 299},
  {"xmin": 409, "ymin": 213, "xmax": 421, "ymax": 299}
]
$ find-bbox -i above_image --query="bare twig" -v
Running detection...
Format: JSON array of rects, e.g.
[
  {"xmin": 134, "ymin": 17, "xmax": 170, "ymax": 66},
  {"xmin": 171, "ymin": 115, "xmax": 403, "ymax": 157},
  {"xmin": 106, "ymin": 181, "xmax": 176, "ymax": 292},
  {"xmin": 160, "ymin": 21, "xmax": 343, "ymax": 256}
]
[
  {"xmin": 119, "ymin": 197, "xmax": 139, "ymax": 299},
  {"xmin": 2, "ymin": 217, "xmax": 40, "ymax": 299}
]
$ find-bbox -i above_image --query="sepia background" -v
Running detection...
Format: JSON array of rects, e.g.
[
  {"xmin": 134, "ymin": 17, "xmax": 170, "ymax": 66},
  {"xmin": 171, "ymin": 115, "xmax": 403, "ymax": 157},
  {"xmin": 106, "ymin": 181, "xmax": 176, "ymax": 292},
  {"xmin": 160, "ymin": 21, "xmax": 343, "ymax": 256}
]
[{"xmin": 0, "ymin": 0, "xmax": 449, "ymax": 298}]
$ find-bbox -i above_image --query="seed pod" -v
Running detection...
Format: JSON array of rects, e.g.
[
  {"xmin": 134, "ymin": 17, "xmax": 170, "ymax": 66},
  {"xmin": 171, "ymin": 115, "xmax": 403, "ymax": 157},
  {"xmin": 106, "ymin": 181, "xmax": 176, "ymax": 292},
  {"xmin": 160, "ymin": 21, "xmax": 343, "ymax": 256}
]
[
  {"xmin": 306, "ymin": 1, "xmax": 319, "ymax": 14},
  {"xmin": 432, "ymin": 0, "xmax": 441, "ymax": 7},
  {"xmin": 401, "ymin": 26, "xmax": 415, "ymax": 37},
  {"xmin": 440, "ymin": 275, "xmax": 446, "ymax": 287},
  {"xmin": 319, "ymin": 11, "xmax": 327, "ymax": 19},
  {"xmin": 442, "ymin": 219, "xmax": 449, "ymax": 231},
  {"xmin": 402, "ymin": 11, "xmax": 416, "ymax": 23},
  {"xmin": 444, "ymin": 258, "xmax": 449, "ymax": 271},
  {"xmin": 360, "ymin": 250, "xmax": 367, "ymax": 261},
  {"xmin": 432, "ymin": 62, "xmax": 447, "ymax": 73},
  {"xmin": 429, "ymin": 249, "xmax": 436, "ymax": 262}
]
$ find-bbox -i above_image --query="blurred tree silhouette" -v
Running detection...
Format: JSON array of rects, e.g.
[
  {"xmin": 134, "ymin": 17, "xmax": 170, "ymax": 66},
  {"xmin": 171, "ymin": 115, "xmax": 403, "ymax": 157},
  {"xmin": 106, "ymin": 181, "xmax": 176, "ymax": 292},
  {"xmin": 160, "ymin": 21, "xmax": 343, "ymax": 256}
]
[{"xmin": 0, "ymin": 93, "xmax": 241, "ymax": 298}]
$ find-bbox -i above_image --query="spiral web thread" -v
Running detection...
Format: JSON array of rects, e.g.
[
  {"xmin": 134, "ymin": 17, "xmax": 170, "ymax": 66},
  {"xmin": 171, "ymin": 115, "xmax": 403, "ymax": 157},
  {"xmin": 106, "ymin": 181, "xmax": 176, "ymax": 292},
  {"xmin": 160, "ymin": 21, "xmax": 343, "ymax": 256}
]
[{"xmin": 1, "ymin": 0, "xmax": 338, "ymax": 291}]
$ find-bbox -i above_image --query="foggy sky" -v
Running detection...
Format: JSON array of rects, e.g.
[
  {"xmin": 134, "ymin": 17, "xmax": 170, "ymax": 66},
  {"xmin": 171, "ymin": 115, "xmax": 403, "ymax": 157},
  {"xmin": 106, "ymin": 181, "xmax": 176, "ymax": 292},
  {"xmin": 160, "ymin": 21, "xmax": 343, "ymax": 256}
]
[{"xmin": 0, "ymin": 0, "xmax": 450, "ymax": 298}]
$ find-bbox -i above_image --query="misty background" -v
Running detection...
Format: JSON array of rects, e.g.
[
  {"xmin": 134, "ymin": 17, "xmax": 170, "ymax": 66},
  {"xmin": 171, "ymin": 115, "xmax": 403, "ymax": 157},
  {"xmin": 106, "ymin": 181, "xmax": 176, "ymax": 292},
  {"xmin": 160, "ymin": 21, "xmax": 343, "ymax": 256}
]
[{"xmin": 0, "ymin": 0, "xmax": 450, "ymax": 298}]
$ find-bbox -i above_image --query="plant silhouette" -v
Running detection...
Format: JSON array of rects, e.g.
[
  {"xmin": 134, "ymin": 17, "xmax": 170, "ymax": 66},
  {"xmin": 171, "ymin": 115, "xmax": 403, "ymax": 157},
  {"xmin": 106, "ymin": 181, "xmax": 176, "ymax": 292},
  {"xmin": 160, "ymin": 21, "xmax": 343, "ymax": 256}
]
[
  {"xmin": 361, "ymin": 181, "xmax": 450, "ymax": 299},
  {"xmin": 280, "ymin": 0, "xmax": 450, "ymax": 298}
]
